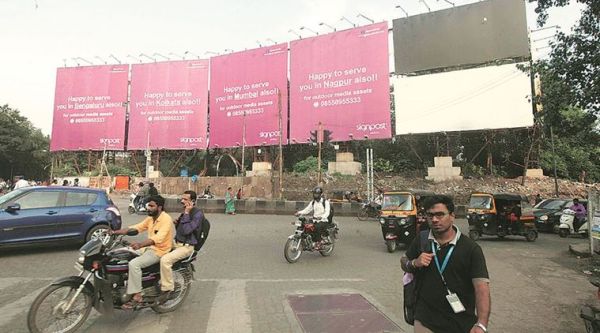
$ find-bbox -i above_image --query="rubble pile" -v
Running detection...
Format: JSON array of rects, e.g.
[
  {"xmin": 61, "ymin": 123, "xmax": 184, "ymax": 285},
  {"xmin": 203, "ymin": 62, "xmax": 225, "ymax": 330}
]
[{"xmin": 282, "ymin": 172, "xmax": 599, "ymax": 204}]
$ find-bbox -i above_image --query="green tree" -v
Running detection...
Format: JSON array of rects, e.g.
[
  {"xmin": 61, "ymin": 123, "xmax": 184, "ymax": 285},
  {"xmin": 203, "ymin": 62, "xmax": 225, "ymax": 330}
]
[
  {"xmin": 0, "ymin": 104, "xmax": 50, "ymax": 180},
  {"xmin": 528, "ymin": 0, "xmax": 600, "ymax": 182}
]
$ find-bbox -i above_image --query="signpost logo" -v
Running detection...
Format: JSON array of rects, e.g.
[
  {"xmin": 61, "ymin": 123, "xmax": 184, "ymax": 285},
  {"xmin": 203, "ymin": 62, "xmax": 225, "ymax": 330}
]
[
  {"xmin": 99, "ymin": 138, "xmax": 121, "ymax": 145},
  {"xmin": 259, "ymin": 131, "xmax": 281, "ymax": 139},
  {"xmin": 180, "ymin": 137, "xmax": 203, "ymax": 143},
  {"xmin": 356, "ymin": 123, "xmax": 386, "ymax": 132}
]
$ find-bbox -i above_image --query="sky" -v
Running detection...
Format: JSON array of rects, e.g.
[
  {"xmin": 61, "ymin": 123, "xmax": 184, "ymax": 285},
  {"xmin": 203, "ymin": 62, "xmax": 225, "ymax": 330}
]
[{"xmin": 0, "ymin": 0, "xmax": 585, "ymax": 135}]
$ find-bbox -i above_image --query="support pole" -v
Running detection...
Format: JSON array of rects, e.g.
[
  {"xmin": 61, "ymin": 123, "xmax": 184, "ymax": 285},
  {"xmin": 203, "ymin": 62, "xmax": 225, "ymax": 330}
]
[
  {"xmin": 278, "ymin": 88, "xmax": 283, "ymax": 199},
  {"xmin": 550, "ymin": 126, "xmax": 559, "ymax": 196},
  {"xmin": 317, "ymin": 122, "xmax": 323, "ymax": 185},
  {"xmin": 241, "ymin": 112, "xmax": 247, "ymax": 177}
]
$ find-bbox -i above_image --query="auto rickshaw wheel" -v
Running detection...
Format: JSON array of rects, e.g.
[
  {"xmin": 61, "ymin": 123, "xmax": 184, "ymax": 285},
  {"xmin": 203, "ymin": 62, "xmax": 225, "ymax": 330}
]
[
  {"xmin": 525, "ymin": 230, "xmax": 538, "ymax": 242},
  {"xmin": 468, "ymin": 230, "xmax": 480, "ymax": 241},
  {"xmin": 386, "ymin": 240, "xmax": 397, "ymax": 253}
]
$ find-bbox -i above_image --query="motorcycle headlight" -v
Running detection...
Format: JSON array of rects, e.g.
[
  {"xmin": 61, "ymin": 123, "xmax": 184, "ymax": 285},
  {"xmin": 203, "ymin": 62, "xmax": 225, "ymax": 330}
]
[
  {"xmin": 466, "ymin": 214, "xmax": 471, "ymax": 219},
  {"xmin": 77, "ymin": 256, "xmax": 85, "ymax": 265},
  {"xmin": 400, "ymin": 219, "xmax": 407, "ymax": 225},
  {"xmin": 379, "ymin": 218, "xmax": 385, "ymax": 225},
  {"xmin": 479, "ymin": 215, "xmax": 486, "ymax": 220},
  {"xmin": 540, "ymin": 215, "xmax": 548, "ymax": 221}
]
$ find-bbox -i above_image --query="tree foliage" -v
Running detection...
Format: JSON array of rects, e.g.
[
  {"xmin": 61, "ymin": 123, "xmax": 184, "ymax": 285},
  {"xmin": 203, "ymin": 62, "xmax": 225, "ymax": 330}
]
[
  {"xmin": 528, "ymin": 0, "xmax": 600, "ymax": 182},
  {"xmin": 0, "ymin": 104, "xmax": 50, "ymax": 180}
]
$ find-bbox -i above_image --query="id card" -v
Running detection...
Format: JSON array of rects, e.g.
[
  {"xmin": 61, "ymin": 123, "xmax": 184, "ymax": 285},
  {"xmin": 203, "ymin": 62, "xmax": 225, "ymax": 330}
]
[{"xmin": 446, "ymin": 293, "xmax": 466, "ymax": 313}]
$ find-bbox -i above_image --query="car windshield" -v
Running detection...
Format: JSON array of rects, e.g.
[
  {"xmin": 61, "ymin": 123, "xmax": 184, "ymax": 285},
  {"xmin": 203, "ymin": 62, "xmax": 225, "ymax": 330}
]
[
  {"xmin": 382, "ymin": 194, "xmax": 413, "ymax": 210},
  {"xmin": 0, "ymin": 188, "xmax": 28, "ymax": 206},
  {"xmin": 536, "ymin": 199, "xmax": 566, "ymax": 210},
  {"xmin": 469, "ymin": 195, "xmax": 492, "ymax": 209}
]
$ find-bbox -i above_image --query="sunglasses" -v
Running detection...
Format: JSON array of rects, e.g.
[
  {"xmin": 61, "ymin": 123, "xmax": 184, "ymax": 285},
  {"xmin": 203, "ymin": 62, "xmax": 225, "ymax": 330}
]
[{"xmin": 426, "ymin": 212, "xmax": 449, "ymax": 219}]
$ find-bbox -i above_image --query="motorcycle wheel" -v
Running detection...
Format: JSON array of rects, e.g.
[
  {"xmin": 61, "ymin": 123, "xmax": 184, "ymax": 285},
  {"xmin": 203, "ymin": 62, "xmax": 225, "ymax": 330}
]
[
  {"xmin": 386, "ymin": 240, "xmax": 397, "ymax": 253},
  {"xmin": 357, "ymin": 208, "xmax": 369, "ymax": 221},
  {"xmin": 559, "ymin": 229, "xmax": 569, "ymax": 238},
  {"xmin": 319, "ymin": 237, "xmax": 335, "ymax": 257},
  {"xmin": 128, "ymin": 206, "xmax": 136, "ymax": 214},
  {"xmin": 152, "ymin": 269, "xmax": 191, "ymax": 313},
  {"xmin": 284, "ymin": 238, "xmax": 303, "ymax": 263},
  {"xmin": 27, "ymin": 284, "xmax": 93, "ymax": 333}
]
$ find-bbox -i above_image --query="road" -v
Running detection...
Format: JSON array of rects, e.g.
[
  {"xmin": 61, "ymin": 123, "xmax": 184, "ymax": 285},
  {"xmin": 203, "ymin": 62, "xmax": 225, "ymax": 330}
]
[{"xmin": 0, "ymin": 198, "xmax": 594, "ymax": 333}]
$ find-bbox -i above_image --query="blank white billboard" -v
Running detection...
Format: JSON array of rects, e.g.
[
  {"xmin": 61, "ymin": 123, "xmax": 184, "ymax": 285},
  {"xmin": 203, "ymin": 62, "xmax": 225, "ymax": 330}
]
[{"xmin": 393, "ymin": 63, "xmax": 533, "ymax": 135}]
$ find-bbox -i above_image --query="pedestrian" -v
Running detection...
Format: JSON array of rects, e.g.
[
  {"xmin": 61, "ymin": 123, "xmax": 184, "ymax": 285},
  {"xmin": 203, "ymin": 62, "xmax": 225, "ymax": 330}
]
[
  {"xmin": 62, "ymin": 179, "xmax": 69, "ymax": 186},
  {"xmin": 534, "ymin": 194, "xmax": 543, "ymax": 205},
  {"xmin": 13, "ymin": 176, "xmax": 30, "ymax": 190},
  {"xmin": 73, "ymin": 178, "xmax": 80, "ymax": 187},
  {"xmin": 50, "ymin": 179, "xmax": 58, "ymax": 186},
  {"xmin": 236, "ymin": 188, "xmax": 242, "ymax": 200},
  {"xmin": 225, "ymin": 187, "xmax": 236, "ymax": 215},
  {"xmin": 401, "ymin": 195, "xmax": 490, "ymax": 333}
]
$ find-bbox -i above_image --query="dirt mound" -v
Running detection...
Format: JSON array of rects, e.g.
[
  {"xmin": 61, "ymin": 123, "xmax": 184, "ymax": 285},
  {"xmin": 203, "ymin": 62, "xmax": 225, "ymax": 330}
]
[{"xmin": 282, "ymin": 172, "xmax": 599, "ymax": 204}]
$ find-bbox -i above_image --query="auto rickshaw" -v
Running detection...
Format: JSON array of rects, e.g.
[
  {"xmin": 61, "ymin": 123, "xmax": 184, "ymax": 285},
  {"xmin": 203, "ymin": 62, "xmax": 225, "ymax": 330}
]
[
  {"xmin": 467, "ymin": 192, "xmax": 538, "ymax": 242},
  {"xmin": 378, "ymin": 190, "xmax": 435, "ymax": 252}
]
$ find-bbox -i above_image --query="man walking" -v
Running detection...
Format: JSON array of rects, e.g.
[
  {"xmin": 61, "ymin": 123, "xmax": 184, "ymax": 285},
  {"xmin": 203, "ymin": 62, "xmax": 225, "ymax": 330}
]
[{"xmin": 401, "ymin": 195, "xmax": 490, "ymax": 333}]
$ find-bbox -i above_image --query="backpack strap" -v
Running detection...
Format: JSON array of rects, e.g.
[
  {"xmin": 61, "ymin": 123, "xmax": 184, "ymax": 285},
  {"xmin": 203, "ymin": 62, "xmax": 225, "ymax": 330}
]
[{"xmin": 418, "ymin": 230, "xmax": 430, "ymax": 253}]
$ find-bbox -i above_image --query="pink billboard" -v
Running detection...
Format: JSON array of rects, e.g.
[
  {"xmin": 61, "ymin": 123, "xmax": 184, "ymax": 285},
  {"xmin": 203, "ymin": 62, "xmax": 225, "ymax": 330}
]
[
  {"xmin": 209, "ymin": 44, "xmax": 288, "ymax": 148},
  {"xmin": 290, "ymin": 22, "xmax": 391, "ymax": 143},
  {"xmin": 50, "ymin": 65, "xmax": 129, "ymax": 151},
  {"xmin": 128, "ymin": 60, "xmax": 209, "ymax": 150}
]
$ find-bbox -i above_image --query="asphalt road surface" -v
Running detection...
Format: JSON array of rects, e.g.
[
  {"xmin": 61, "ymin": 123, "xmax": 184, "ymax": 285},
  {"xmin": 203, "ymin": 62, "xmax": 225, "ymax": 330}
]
[{"xmin": 0, "ymin": 198, "xmax": 594, "ymax": 333}]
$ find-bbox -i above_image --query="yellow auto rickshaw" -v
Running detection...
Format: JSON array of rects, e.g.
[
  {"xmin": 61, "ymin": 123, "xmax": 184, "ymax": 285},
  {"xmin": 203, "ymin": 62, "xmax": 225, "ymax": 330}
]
[
  {"xmin": 467, "ymin": 192, "xmax": 538, "ymax": 242},
  {"xmin": 378, "ymin": 190, "xmax": 435, "ymax": 252}
]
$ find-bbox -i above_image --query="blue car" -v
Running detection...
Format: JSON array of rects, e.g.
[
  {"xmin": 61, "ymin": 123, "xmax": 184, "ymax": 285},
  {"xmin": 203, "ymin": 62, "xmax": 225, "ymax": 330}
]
[{"xmin": 0, "ymin": 186, "xmax": 122, "ymax": 247}]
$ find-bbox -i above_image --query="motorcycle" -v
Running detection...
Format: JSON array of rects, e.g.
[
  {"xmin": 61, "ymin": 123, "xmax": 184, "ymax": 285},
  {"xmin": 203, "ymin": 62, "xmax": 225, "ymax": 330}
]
[
  {"xmin": 558, "ymin": 208, "xmax": 588, "ymax": 238},
  {"xmin": 284, "ymin": 216, "xmax": 339, "ymax": 263},
  {"xmin": 581, "ymin": 278, "xmax": 600, "ymax": 332},
  {"xmin": 27, "ymin": 230, "xmax": 195, "ymax": 333},
  {"xmin": 357, "ymin": 201, "xmax": 380, "ymax": 221},
  {"xmin": 128, "ymin": 193, "xmax": 147, "ymax": 214}
]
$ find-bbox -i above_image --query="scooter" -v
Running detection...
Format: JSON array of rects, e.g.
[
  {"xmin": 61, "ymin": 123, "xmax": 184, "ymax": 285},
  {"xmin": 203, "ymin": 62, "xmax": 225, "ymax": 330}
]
[
  {"xmin": 128, "ymin": 193, "xmax": 147, "ymax": 214},
  {"xmin": 558, "ymin": 208, "xmax": 588, "ymax": 238},
  {"xmin": 581, "ymin": 278, "xmax": 600, "ymax": 332}
]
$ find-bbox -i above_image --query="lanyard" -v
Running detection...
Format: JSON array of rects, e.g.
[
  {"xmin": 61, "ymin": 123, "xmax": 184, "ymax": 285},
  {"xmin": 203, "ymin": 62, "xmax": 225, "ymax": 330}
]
[{"xmin": 432, "ymin": 241, "xmax": 455, "ymax": 291}]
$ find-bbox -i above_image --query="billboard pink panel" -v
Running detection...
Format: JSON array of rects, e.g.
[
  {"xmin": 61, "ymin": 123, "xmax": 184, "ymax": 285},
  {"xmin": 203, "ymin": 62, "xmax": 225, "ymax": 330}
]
[
  {"xmin": 128, "ymin": 60, "xmax": 209, "ymax": 150},
  {"xmin": 290, "ymin": 22, "xmax": 391, "ymax": 143},
  {"xmin": 50, "ymin": 65, "xmax": 129, "ymax": 151},
  {"xmin": 209, "ymin": 44, "xmax": 288, "ymax": 148}
]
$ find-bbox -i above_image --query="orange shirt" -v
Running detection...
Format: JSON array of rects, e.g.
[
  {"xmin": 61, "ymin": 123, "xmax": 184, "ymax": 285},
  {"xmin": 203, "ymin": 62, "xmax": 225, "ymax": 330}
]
[{"xmin": 131, "ymin": 211, "xmax": 173, "ymax": 257}]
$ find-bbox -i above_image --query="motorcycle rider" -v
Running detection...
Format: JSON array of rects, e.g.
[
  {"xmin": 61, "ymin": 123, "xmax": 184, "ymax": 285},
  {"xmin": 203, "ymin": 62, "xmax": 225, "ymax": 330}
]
[
  {"xmin": 111, "ymin": 195, "xmax": 174, "ymax": 309},
  {"xmin": 570, "ymin": 198, "xmax": 587, "ymax": 231},
  {"xmin": 136, "ymin": 182, "xmax": 149, "ymax": 211},
  {"xmin": 295, "ymin": 186, "xmax": 332, "ymax": 248}
]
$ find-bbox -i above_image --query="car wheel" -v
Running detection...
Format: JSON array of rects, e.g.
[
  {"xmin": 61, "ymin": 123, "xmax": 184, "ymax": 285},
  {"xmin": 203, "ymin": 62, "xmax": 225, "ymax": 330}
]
[{"xmin": 85, "ymin": 224, "xmax": 109, "ymax": 243}]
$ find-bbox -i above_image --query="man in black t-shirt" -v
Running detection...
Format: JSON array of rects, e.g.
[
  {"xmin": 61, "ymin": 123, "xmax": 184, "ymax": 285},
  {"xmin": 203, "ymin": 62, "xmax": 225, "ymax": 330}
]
[{"xmin": 401, "ymin": 195, "xmax": 491, "ymax": 333}]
